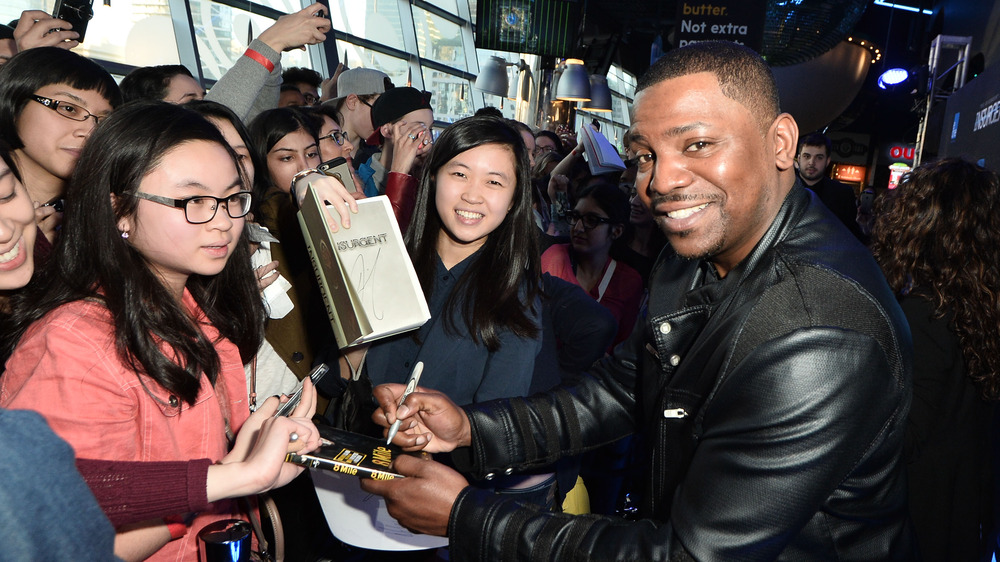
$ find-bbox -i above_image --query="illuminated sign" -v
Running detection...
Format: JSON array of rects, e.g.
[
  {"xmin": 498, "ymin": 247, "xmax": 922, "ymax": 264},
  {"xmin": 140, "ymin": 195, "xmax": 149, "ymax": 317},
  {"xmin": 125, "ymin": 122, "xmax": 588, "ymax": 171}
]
[{"xmin": 833, "ymin": 164, "xmax": 866, "ymax": 183}]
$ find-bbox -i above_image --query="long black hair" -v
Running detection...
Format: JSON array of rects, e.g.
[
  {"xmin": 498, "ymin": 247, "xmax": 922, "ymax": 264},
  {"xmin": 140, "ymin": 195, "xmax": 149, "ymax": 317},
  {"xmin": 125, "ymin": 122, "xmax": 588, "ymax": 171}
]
[
  {"xmin": 3, "ymin": 102, "xmax": 265, "ymax": 405},
  {"xmin": 408, "ymin": 115, "xmax": 539, "ymax": 350},
  {"xmin": 0, "ymin": 47, "xmax": 122, "ymax": 149},
  {"xmin": 247, "ymin": 107, "xmax": 319, "ymax": 210}
]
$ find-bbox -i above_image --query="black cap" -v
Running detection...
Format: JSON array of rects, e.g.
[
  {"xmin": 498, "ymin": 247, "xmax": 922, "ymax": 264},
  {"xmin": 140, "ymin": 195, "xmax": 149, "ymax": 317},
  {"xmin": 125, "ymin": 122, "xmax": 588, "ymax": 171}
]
[
  {"xmin": 370, "ymin": 87, "xmax": 432, "ymax": 130},
  {"xmin": 0, "ymin": 24, "xmax": 14, "ymax": 41}
]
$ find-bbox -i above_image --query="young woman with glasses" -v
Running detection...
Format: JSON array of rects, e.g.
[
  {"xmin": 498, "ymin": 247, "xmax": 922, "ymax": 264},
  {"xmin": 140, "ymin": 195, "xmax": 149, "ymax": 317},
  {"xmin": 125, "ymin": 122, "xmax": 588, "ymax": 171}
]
[
  {"xmin": 0, "ymin": 103, "xmax": 321, "ymax": 562},
  {"xmin": 307, "ymin": 104, "xmax": 356, "ymax": 162},
  {"xmin": 0, "ymin": 47, "xmax": 122, "ymax": 265},
  {"xmin": 541, "ymin": 182, "xmax": 643, "ymax": 348}
]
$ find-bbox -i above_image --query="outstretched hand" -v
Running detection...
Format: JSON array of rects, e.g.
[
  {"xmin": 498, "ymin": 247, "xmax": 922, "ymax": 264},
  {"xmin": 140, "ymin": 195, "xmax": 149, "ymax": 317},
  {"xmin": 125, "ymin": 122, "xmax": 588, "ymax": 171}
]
[
  {"xmin": 14, "ymin": 10, "xmax": 80, "ymax": 51},
  {"xmin": 258, "ymin": 3, "xmax": 331, "ymax": 52},
  {"xmin": 371, "ymin": 383, "xmax": 471, "ymax": 453},
  {"xmin": 359, "ymin": 453, "xmax": 467, "ymax": 537}
]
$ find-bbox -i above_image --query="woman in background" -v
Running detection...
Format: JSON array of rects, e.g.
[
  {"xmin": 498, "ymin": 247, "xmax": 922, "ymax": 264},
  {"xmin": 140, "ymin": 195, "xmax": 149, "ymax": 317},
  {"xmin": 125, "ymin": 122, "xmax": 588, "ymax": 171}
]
[
  {"xmin": 542, "ymin": 182, "xmax": 642, "ymax": 348},
  {"xmin": 0, "ymin": 46, "xmax": 121, "ymax": 264},
  {"xmin": 871, "ymin": 158, "xmax": 1000, "ymax": 561},
  {"xmin": 248, "ymin": 107, "xmax": 337, "ymax": 378}
]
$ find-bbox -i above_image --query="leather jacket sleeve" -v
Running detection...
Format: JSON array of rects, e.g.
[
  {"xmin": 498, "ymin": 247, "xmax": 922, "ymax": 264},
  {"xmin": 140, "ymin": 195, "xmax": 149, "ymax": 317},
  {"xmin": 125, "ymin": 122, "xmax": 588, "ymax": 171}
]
[
  {"xmin": 447, "ymin": 326, "xmax": 906, "ymax": 561},
  {"xmin": 385, "ymin": 171, "xmax": 417, "ymax": 233}
]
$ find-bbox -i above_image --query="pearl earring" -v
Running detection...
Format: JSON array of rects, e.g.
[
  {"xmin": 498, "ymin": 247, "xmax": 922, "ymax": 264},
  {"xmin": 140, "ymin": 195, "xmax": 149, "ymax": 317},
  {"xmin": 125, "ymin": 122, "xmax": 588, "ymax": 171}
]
[{"xmin": 121, "ymin": 231, "xmax": 129, "ymax": 239}]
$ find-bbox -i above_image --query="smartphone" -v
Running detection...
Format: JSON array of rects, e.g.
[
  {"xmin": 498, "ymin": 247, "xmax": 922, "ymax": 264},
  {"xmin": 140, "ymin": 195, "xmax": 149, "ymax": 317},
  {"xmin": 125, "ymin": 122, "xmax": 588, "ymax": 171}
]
[
  {"xmin": 859, "ymin": 189, "xmax": 875, "ymax": 215},
  {"xmin": 42, "ymin": 198, "xmax": 65, "ymax": 213},
  {"xmin": 52, "ymin": 0, "xmax": 95, "ymax": 43},
  {"xmin": 318, "ymin": 156, "xmax": 356, "ymax": 193}
]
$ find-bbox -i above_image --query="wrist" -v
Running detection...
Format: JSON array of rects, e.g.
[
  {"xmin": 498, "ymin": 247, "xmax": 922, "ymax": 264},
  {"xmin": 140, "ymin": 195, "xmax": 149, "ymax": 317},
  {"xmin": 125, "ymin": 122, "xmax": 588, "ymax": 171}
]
[
  {"xmin": 256, "ymin": 29, "xmax": 286, "ymax": 53},
  {"xmin": 243, "ymin": 48, "xmax": 275, "ymax": 73},
  {"xmin": 206, "ymin": 461, "xmax": 260, "ymax": 503},
  {"xmin": 289, "ymin": 168, "xmax": 321, "ymax": 208}
]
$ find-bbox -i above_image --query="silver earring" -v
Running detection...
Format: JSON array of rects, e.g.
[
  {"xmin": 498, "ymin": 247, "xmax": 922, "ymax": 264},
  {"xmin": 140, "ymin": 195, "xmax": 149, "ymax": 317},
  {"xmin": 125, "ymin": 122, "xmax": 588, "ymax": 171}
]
[{"xmin": 121, "ymin": 231, "xmax": 129, "ymax": 239}]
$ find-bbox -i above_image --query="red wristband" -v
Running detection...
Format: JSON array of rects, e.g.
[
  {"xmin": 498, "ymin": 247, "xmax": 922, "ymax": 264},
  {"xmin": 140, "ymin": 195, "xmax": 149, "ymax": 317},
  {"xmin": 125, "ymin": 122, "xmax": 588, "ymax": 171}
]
[
  {"xmin": 243, "ymin": 48, "xmax": 275, "ymax": 72},
  {"xmin": 163, "ymin": 514, "xmax": 189, "ymax": 540}
]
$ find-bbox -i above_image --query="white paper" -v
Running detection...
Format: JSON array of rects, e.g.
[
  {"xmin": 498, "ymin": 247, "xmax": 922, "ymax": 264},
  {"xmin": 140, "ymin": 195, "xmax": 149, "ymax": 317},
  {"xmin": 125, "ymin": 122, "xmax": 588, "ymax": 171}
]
[
  {"xmin": 311, "ymin": 469, "xmax": 449, "ymax": 551},
  {"xmin": 251, "ymin": 241, "xmax": 294, "ymax": 319}
]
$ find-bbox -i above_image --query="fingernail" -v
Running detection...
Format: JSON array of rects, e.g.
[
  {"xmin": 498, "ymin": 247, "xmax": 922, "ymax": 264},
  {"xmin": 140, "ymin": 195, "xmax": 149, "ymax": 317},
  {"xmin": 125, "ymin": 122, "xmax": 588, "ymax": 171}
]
[
  {"xmin": 414, "ymin": 435, "xmax": 426, "ymax": 446},
  {"xmin": 397, "ymin": 405, "xmax": 410, "ymax": 417}
]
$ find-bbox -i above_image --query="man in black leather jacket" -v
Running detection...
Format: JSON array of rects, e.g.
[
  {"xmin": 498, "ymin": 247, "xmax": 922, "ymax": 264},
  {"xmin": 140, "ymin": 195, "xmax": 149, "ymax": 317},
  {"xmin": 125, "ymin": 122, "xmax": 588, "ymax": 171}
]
[{"xmin": 362, "ymin": 41, "xmax": 915, "ymax": 561}]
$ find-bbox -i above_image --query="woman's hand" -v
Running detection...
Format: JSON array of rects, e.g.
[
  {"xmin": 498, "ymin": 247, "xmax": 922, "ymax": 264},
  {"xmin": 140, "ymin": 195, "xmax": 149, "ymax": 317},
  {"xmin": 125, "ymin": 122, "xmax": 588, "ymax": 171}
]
[
  {"xmin": 13, "ymin": 10, "xmax": 79, "ymax": 51},
  {"xmin": 209, "ymin": 381, "xmax": 320, "ymax": 501},
  {"xmin": 34, "ymin": 201, "xmax": 62, "ymax": 244},
  {"xmin": 293, "ymin": 172, "xmax": 362, "ymax": 231},
  {"xmin": 388, "ymin": 122, "xmax": 432, "ymax": 176},
  {"xmin": 257, "ymin": 3, "xmax": 331, "ymax": 52},
  {"xmin": 255, "ymin": 260, "xmax": 280, "ymax": 292}
]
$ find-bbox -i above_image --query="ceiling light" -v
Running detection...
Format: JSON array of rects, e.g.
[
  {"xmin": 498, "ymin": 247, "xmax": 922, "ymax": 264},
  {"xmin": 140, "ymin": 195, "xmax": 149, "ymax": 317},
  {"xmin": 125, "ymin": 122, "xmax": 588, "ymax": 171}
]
[
  {"xmin": 555, "ymin": 59, "xmax": 591, "ymax": 102},
  {"xmin": 581, "ymin": 74, "xmax": 612, "ymax": 112}
]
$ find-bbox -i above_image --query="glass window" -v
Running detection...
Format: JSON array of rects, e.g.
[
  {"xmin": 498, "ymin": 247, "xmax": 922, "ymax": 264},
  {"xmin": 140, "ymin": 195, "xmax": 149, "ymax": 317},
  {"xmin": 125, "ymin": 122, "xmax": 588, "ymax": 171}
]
[
  {"xmin": 336, "ymin": 40, "xmax": 410, "ymax": 90},
  {"xmin": 188, "ymin": 0, "xmax": 310, "ymax": 81},
  {"xmin": 424, "ymin": 0, "xmax": 459, "ymax": 13},
  {"xmin": 422, "ymin": 67, "xmax": 473, "ymax": 123},
  {"xmin": 411, "ymin": 6, "xmax": 467, "ymax": 72},
  {"xmin": 2, "ymin": 0, "xmax": 181, "ymax": 67},
  {"xmin": 328, "ymin": 0, "xmax": 405, "ymax": 51}
]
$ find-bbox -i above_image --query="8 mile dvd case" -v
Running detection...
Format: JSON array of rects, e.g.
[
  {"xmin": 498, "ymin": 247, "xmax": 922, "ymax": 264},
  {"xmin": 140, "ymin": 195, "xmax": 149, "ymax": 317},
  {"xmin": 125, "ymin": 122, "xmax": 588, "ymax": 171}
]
[{"xmin": 285, "ymin": 424, "xmax": 403, "ymax": 480}]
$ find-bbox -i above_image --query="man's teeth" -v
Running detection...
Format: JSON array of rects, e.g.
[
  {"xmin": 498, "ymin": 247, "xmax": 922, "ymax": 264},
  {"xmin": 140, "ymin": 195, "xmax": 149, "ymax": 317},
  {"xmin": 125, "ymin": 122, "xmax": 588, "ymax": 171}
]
[
  {"xmin": 667, "ymin": 203, "xmax": 709, "ymax": 219},
  {"xmin": 456, "ymin": 210, "xmax": 484, "ymax": 219},
  {"xmin": 0, "ymin": 240, "xmax": 20, "ymax": 264}
]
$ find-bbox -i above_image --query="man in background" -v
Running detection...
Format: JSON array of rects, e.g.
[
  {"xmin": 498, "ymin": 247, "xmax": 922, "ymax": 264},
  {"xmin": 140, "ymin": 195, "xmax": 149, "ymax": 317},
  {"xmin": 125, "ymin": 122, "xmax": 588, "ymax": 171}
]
[{"xmin": 796, "ymin": 132, "xmax": 866, "ymax": 241}]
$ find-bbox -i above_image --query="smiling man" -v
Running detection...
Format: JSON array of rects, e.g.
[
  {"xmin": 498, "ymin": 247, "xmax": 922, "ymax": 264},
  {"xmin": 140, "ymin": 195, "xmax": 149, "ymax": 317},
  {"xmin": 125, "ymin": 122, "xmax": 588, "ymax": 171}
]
[{"xmin": 363, "ymin": 41, "xmax": 914, "ymax": 561}]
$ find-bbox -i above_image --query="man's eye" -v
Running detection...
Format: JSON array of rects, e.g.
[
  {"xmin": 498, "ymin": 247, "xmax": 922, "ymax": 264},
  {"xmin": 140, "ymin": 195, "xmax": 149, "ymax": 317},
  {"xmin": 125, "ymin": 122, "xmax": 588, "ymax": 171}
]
[
  {"xmin": 686, "ymin": 141, "xmax": 710, "ymax": 152},
  {"xmin": 627, "ymin": 153, "xmax": 654, "ymax": 169}
]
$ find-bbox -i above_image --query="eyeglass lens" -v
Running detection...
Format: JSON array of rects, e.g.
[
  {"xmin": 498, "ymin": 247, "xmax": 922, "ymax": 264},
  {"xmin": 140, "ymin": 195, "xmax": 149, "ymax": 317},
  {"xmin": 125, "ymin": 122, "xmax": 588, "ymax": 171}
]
[
  {"xmin": 34, "ymin": 96, "xmax": 101, "ymax": 124},
  {"xmin": 567, "ymin": 212, "xmax": 609, "ymax": 230},
  {"xmin": 185, "ymin": 192, "xmax": 252, "ymax": 223}
]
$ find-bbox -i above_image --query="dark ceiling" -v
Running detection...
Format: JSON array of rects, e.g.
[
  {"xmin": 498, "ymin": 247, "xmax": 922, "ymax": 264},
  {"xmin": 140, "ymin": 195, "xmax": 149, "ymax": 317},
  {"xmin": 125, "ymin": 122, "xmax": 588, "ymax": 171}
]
[
  {"xmin": 575, "ymin": 0, "xmax": 931, "ymax": 77},
  {"xmin": 572, "ymin": 0, "xmax": 944, "ymax": 145}
]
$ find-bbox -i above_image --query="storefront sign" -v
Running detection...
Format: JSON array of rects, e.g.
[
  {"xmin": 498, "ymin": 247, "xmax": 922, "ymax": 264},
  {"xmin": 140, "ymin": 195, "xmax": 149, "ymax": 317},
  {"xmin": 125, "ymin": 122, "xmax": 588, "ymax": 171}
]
[{"xmin": 675, "ymin": 1, "xmax": 766, "ymax": 50}]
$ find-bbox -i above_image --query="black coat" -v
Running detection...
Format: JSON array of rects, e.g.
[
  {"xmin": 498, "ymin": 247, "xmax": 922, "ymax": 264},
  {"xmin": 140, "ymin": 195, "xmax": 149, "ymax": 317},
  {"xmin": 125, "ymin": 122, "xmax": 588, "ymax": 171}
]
[{"xmin": 448, "ymin": 187, "xmax": 915, "ymax": 561}]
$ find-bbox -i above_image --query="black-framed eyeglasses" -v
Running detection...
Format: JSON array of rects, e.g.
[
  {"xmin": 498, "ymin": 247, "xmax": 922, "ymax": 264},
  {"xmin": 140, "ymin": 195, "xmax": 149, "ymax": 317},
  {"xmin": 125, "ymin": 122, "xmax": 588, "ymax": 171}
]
[
  {"xmin": 129, "ymin": 191, "xmax": 252, "ymax": 224},
  {"xmin": 532, "ymin": 145, "xmax": 557, "ymax": 157},
  {"xmin": 32, "ymin": 95, "xmax": 107, "ymax": 126},
  {"xmin": 566, "ymin": 210, "xmax": 613, "ymax": 231},
  {"xmin": 302, "ymin": 92, "xmax": 319, "ymax": 105},
  {"xmin": 319, "ymin": 130, "xmax": 347, "ymax": 146}
]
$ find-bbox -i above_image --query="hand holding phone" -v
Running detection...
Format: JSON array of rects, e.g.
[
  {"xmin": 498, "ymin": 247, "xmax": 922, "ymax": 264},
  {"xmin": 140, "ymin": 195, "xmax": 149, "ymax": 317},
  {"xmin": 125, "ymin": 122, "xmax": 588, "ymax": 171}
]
[
  {"xmin": 52, "ymin": 0, "xmax": 94, "ymax": 44},
  {"xmin": 12, "ymin": 9, "xmax": 80, "ymax": 50},
  {"xmin": 318, "ymin": 157, "xmax": 356, "ymax": 193}
]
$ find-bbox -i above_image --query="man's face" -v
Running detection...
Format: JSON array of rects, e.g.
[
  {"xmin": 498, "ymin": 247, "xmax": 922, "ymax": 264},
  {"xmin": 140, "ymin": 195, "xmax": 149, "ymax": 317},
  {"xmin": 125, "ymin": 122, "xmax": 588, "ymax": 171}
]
[
  {"xmin": 630, "ymin": 71, "xmax": 783, "ymax": 277},
  {"xmin": 796, "ymin": 144, "xmax": 828, "ymax": 185},
  {"xmin": 279, "ymin": 89, "xmax": 306, "ymax": 107},
  {"xmin": 163, "ymin": 73, "xmax": 205, "ymax": 104},
  {"xmin": 290, "ymin": 82, "xmax": 319, "ymax": 105}
]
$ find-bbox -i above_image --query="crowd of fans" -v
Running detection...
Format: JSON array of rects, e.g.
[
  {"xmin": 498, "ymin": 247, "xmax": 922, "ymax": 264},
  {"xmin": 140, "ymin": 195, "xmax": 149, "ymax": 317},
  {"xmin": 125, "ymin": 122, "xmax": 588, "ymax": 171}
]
[{"xmin": 0, "ymin": 6, "xmax": 997, "ymax": 562}]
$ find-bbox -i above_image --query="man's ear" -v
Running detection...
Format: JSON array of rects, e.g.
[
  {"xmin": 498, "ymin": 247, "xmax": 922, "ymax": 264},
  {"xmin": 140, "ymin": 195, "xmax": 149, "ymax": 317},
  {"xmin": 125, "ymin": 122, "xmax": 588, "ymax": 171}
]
[
  {"xmin": 380, "ymin": 123, "xmax": 392, "ymax": 138},
  {"xmin": 345, "ymin": 94, "xmax": 358, "ymax": 110},
  {"xmin": 770, "ymin": 113, "xmax": 799, "ymax": 172}
]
